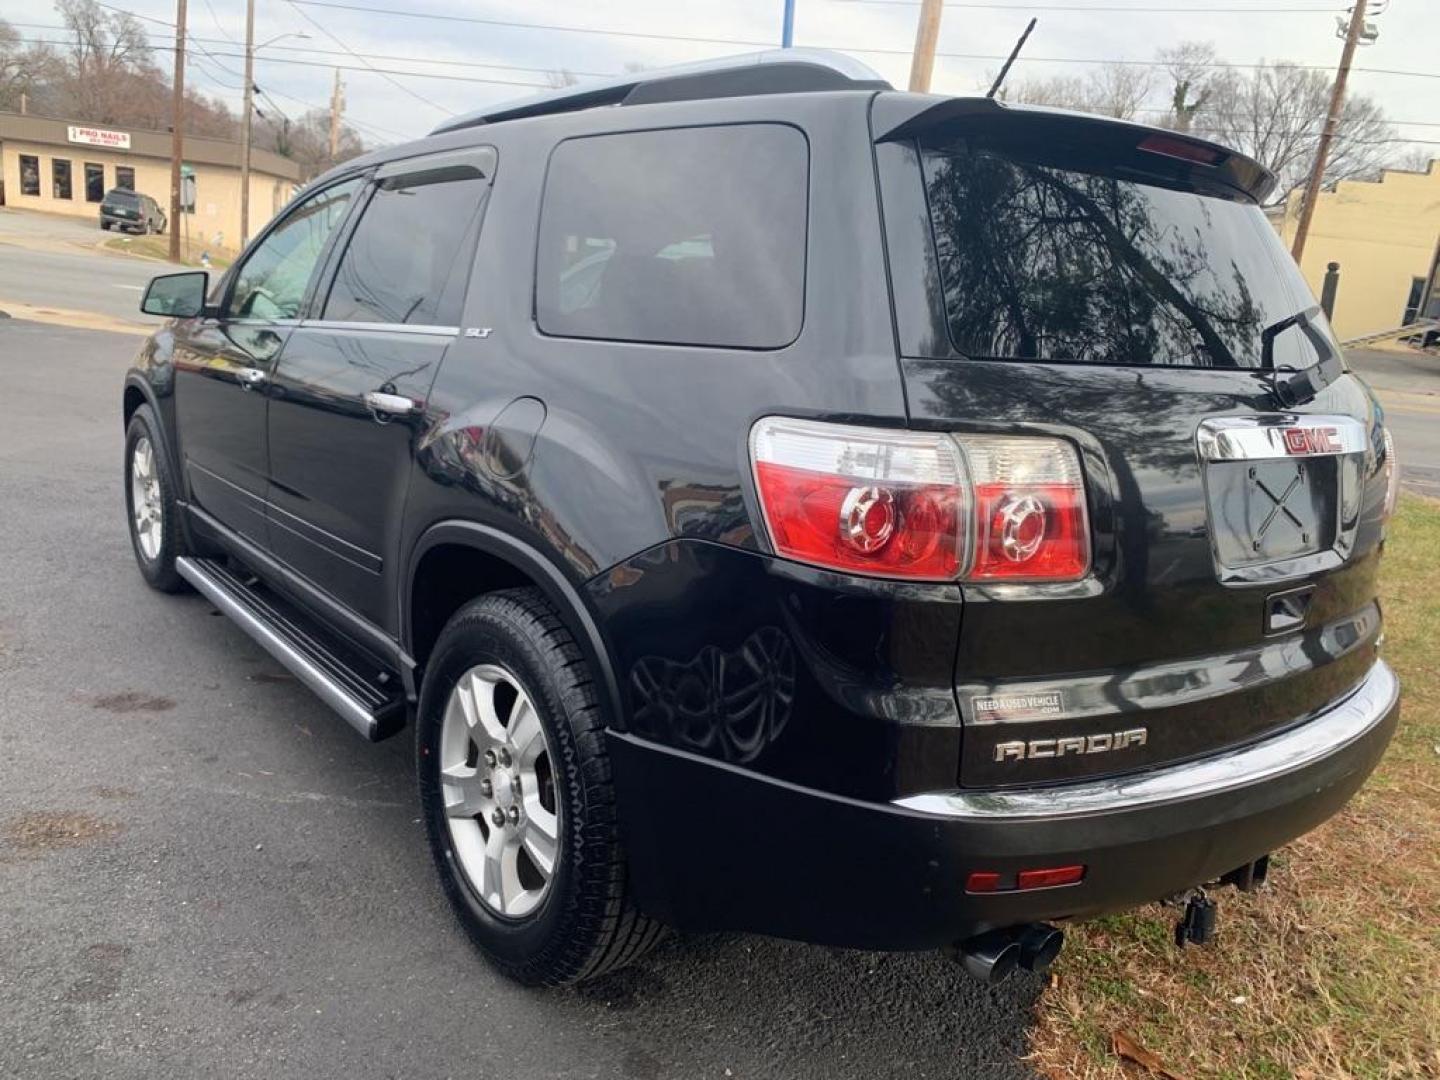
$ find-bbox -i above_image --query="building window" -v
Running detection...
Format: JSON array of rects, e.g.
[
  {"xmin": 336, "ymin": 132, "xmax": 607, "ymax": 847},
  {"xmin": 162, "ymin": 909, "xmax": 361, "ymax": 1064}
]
[
  {"xmin": 52, "ymin": 158, "xmax": 73, "ymax": 200},
  {"xmin": 19, "ymin": 155, "xmax": 40, "ymax": 196},
  {"xmin": 84, "ymin": 163, "xmax": 105, "ymax": 203},
  {"xmin": 115, "ymin": 166, "xmax": 135, "ymax": 190}
]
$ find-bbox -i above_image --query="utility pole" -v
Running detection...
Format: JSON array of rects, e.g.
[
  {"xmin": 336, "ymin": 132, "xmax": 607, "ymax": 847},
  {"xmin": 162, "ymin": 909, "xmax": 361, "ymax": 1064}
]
[
  {"xmin": 328, "ymin": 68, "xmax": 344, "ymax": 165},
  {"xmin": 781, "ymin": 0, "xmax": 795, "ymax": 47},
  {"xmin": 168, "ymin": 0, "xmax": 187, "ymax": 263},
  {"xmin": 239, "ymin": 0, "xmax": 255, "ymax": 248},
  {"xmin": 907, "ymin": 0, "xmax": 944, "ymax": 93},
  {"xmin": 1290, "ymin": 0, "xmax": 1368, "ymax": 263}
]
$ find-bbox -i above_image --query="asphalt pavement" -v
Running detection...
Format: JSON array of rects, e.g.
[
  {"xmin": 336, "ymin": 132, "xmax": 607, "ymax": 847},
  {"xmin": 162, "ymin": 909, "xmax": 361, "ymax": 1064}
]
[
  {"xmin": 0, "ymin": 314, "xmax": 1043, "ymax": 1078},
  {"xmin": 1344, "ymin": 347, "xmax": 1440, "ymax": 499},
  {"xmin": 0, "ymin": 207, "xmax": 162, "ymax": 324}
]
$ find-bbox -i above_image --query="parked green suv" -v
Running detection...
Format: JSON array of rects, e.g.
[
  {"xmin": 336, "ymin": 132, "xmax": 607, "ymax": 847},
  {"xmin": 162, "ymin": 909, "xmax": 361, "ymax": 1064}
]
[{"xmin": 100, "ymin": 188, "xmax": 166, "ymax": 234}]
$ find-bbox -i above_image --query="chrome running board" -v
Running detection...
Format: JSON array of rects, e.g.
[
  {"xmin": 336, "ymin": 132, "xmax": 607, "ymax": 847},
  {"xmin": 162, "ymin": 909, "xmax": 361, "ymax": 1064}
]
[{"xmin": 176, "ymin": 556, "xmax": 405, "ymax": 741}]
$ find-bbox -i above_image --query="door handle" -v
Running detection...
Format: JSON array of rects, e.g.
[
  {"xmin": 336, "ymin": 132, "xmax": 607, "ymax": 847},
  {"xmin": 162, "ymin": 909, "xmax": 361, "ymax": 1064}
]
[
  {"xmin": 237, "ymin": 368, "xmax": 267, "ymax": 389},
  {"xmin": 364, "ymin": 390, "xmax": 420, "ymax": 417}
]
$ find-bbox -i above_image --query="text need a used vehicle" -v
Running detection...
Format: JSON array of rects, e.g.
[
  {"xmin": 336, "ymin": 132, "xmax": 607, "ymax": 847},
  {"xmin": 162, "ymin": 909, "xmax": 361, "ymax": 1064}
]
[{"xmin": 121, "ymin": 50, "xmax": 1401, "ymax": 986}]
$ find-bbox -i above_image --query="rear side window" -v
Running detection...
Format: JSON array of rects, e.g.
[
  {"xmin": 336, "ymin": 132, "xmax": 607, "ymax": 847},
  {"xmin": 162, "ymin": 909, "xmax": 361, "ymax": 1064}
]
[
  {"xmin": 535, "ymin": 124, "xmax": 808, "ymax": 350},
  {"xmin": 323, "ymin": 171, "xmax": 488, "ymax": 327},
  {"xmin": 920, "ymin": 139, "xmax": 1311, "ymax": 369}
]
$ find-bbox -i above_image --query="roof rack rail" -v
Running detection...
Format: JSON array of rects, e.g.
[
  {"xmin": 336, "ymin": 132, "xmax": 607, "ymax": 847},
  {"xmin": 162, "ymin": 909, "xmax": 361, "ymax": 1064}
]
[{"xmin": 430, "ymin": 49, "xmax": 891, "ymax": 135}]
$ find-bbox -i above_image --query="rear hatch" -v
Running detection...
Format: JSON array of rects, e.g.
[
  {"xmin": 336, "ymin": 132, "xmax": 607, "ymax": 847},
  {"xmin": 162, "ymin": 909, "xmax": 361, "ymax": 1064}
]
[
  {"xmin": 103, "ymin": 191, "xmax": 140, "ymax": 218},
  {"xmin": 873, "ymin": 97, "xmax": 1393, "ymax": 788}
]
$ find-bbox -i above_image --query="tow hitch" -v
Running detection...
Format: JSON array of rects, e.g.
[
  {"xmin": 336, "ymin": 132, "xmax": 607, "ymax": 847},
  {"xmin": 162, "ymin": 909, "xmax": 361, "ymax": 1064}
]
[
  {"xmin": 1174, "ymin": 888, "xmax": 1217, "ymax": 948},
  {"xmin": 1173, "ymin": 854, "xmax": 1272, "ymax": 948}
]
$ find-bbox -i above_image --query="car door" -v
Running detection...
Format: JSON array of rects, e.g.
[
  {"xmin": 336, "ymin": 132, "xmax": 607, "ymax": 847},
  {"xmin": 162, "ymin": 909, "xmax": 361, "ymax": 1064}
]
[
  {"xmin": 171, "ymin": 177, "xmax": 361, "ymax": 547},
  {"xmin": 265, "ymin": 147, "xmax": 496, "ymax": 630}
]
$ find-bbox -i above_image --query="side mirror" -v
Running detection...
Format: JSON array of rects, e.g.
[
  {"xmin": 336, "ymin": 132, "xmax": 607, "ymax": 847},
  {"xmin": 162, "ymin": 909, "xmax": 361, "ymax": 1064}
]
[{"xmin": 141, "ymin": 270, "xmax": 210, "ymax": 318}]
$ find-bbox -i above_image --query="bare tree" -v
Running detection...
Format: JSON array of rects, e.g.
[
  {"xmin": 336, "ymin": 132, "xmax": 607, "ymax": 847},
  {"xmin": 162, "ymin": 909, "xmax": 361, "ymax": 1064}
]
[
  {"xmin": 252, "ymin": 106, "xmax": 365, "ymax": 180},
  {"xmin": 1000, "ymin": 66, "xmax": 1151, "ymax": 121},
  {"xmin": 1197, "ymin": 62, "xmax": 1397, "ymax": 202},
  {"xmin": 1389, "ymin": 146, "xmax": 1437, "ymax": 175},
  {"xmin": 1158, "ymin": 41, "xmax": 1216, "ymax": 133}
]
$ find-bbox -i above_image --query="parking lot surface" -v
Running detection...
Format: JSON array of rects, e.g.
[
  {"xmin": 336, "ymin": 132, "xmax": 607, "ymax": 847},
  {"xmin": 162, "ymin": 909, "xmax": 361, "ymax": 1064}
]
[{"xmin": 0, "ymin": 316, "xmax": 1042, "ymax": 1078}]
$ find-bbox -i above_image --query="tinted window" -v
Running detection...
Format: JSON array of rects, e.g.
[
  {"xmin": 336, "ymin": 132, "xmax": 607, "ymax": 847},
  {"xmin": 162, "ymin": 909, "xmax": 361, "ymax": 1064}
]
[
  {"xmin": 536, "ymin": 124, "xmax": 808, "ymax": 349},
  {"xmin": 105, "ymin": 189, "xmax": 140, "ymax": 208},
  {"xmin": 52, "ymin": 159, "xmax": 72, "ymax": 200},
  {"xmin": 84, "ymin": 163, "xmax": 104, "ymax": 203},
  {"xmin": 229, "ymin": 179, "xmax": 358, "ymax": 320},
  {"xmin": 921, "ymin": 140, "xmax": 1310, "ymax": 368},
  {"xmin": 19, "ymin": 155, "xmax": 39, "ymax": 196},
  {"xmin": 323, "ymin": 172, "xmax": 486, "ymax": 326}
]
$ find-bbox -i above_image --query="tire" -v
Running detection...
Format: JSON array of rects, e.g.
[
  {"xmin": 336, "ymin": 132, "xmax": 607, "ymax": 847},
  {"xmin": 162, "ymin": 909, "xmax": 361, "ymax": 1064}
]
[
  {"xmin": 417, "ymin": 588, "xmax": 664, "ymax": 986},
  {"xmin": 124, "ymin": 405, "xmax": 188, "ymax": 593},
  {"xmin": 100, "ymin": 220, "xmax": 111, "ymax": 231}
]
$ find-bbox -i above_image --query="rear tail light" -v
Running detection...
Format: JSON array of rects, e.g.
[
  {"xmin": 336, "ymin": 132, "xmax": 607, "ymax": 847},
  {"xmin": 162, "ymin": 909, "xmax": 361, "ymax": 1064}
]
[
  {"xmin": 963, "ymin": 435, "xmax": 1090, "ymax": 581},
  {"xmin": 1381, "ymin": 426, "xmax": 1399, "ymax": 522},
  {"xmin": 749, "ymin": 419, "xmax": 965, "ymax": 580},
  {"xmin": 749, "ymin": 418, "xmax": 1090, "ymax": 583}
]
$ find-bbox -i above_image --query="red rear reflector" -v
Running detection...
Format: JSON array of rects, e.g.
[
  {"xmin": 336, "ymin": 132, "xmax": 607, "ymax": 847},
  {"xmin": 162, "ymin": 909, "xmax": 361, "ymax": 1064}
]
[
  {"xmin": 1016, "ymin": 865, "xmax": 1086, "ymax": 890},
  {"xmin": 965, "ymin": 871, "xmax": 1002, "ymax": 893},
  {"xmin": 1137, "ymin": 134, "xmax": 1224, "ymax": 166}
]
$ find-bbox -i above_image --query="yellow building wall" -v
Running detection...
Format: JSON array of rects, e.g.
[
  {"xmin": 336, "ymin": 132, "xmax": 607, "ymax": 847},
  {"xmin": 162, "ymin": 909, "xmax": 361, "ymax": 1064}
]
[
  {"xmin": 1277, "ymin": 161, "xmax": 1440, "ymax": 340},
  {"xmin": 1, "ymin": 139, "xmax": 294, "ymax": 253}
]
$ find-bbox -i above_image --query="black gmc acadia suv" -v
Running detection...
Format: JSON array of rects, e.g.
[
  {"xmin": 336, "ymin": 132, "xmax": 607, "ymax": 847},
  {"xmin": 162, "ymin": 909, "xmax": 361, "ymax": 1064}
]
[{"xmin": 122, "ymin": 50, "xmax": 1401, "ymax": 987}]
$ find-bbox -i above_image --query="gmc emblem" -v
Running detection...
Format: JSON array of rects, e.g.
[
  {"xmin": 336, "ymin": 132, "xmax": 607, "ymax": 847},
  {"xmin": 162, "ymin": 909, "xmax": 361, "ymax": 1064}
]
[{"xmin": 1281, "ymin": 426, "xmax": 1341, "ymax": 456}]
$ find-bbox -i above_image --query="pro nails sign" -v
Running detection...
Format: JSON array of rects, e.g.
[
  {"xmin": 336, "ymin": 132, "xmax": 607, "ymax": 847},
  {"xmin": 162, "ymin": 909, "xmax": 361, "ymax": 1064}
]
[{"xmin": 67, "ymin": 125, "xmax": 131, "ymax": 150}]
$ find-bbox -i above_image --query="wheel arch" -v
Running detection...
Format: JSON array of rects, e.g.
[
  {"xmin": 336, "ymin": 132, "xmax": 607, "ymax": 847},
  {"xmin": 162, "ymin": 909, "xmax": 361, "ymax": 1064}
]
[
  {"xmin": 122, "ymin": 374, "xmax": 186, "ymax": 499},
  {"xmin": 404, "ymin": 521, "xmax": 625, "ymax": 730}
]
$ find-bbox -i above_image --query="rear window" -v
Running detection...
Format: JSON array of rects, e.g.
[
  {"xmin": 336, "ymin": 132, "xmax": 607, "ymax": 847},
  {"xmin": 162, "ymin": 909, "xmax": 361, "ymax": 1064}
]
[
  {"xmin": 105, "ymin": 190, "xmax": 140, "ymax": 207},
  {"xmin": 920, "ymin": 139, "xmax": 1312, "ymax": 369},
  {"xmin": 535, "ymin": 124, "xmax": 808, "ymax": 350}
]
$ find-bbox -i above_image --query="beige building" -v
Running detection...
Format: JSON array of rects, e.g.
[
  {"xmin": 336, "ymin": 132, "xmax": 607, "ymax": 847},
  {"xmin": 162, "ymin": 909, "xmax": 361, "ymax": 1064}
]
[
  {"xmin": 0, "ymin": 112, "xmax": 302, "ymax": 251},
  {"xmin": 1275, "ymin": 159, "xmax": 1440, "ymax": 340}
]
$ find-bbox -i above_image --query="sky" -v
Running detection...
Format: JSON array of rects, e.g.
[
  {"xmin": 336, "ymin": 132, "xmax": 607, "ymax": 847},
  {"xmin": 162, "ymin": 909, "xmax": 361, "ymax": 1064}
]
[{"xmin": 2, "ymin": 0, "xmax": 1436, "ymax": 157}]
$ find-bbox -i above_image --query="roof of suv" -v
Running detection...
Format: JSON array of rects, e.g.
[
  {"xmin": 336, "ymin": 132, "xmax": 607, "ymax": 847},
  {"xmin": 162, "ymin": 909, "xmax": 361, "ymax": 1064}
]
[{"xmin": 323, "ymin": 48, "xmax": 1272, "ymax": 204}]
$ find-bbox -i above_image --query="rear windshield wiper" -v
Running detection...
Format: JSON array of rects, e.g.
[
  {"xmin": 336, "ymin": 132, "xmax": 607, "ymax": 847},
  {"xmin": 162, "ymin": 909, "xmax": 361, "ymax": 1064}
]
[{"xmin": 1260, "ymin": 305, "xmax": 1343, "ymax": 408}]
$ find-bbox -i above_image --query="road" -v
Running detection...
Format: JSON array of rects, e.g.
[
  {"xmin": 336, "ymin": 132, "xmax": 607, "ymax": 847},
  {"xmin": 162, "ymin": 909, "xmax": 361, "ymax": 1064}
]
[
  {"xmin": 1344, "ymin": 347, "xmax": 1440, "ymax": 499},
  {"xmin": 0, "ymin": 315, "xmax": 1042, "ymax": 1078},
  {"xmin": 0, "ymin": 207, "xmax": 162, "ymax": 325}
]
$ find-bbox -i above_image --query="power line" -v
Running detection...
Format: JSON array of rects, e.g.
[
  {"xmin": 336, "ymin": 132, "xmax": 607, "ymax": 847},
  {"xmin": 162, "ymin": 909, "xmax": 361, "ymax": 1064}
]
[
  {"xmin": 198, "ymin": 0, "xmax": 240, "ymax": 44},
  {"xmin": 281, "ymin": 0, "xmax": 456, "ymax": 116},
  {"xmin": 830, "ymin": 0, "xmax": 1349, "ymax": 10},
  {"xmin": 22, "ymin": 34, "xmax": 1440, "ymax": 122},
  {"xmin": 279, "ymin": 0, "xmax": 1440, "ymax": 81},
  {"xmin": 13, "ymin": 37, "xmax": 553, "ymax": 88},
  {"xmin": 288, "ymin": 0, "xmax": 778, "ymax": 48}
]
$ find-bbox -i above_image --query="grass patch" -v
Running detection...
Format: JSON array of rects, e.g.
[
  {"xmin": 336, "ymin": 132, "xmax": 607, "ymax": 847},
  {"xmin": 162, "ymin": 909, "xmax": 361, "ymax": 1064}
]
[
  {"xmin": 1030, "ymin": 494, "xmax": 1440, "ymax": 1079},
  {"xmin": 102, "ymin": 233, "xmax": 233, "ymax": 270}
]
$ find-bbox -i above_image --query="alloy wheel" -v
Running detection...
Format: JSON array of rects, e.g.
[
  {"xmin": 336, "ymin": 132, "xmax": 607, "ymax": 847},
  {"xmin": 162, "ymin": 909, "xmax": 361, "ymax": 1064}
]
[
  {"xmin": 130, "ymin": 435, "xmax": 163, "ymax": 561},
  {"xmin": 440, "ymin": 664, "xmax": 560, "ymax": 919}
]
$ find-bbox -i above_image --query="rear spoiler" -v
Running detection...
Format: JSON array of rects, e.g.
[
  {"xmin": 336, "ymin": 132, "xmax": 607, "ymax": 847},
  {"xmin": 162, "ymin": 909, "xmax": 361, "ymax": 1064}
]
[{"xmin": 872, "ymin": 94, "xmax": 1276, "ymax": 205}]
